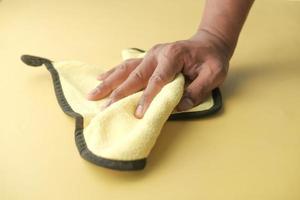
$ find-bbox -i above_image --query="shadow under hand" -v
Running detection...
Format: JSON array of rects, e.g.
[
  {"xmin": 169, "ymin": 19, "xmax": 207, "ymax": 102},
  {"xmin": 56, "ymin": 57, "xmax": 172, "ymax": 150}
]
[
  {"xmin": 221, "ymin": 64, "xmax": 268, "ymax": 100},
  {"xmin": 221, "ymin": 62, "xmax": 299, "ymax": 100}
]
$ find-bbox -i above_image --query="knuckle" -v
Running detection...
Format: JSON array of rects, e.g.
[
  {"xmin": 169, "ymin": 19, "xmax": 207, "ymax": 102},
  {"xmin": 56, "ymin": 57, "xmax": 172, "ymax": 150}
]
[
  {"xmin": 118, "ymin": 61, "xmax": 130, "ymax": 72},
  {"xmin": 110, "ymin": 88, "xmax": 123, "ymax": 99},
  {"xmin": 149, "ymin": 43, "xmax": 162, "ymax": 53},
  {"xmin": 151, "ymin": 43, "xmax": 163, "ymax": 51},
  {"xmin": 149, "ymin": 74, "xmax": 165, "ymax": 86},
  {"xmin": 208, "ymin": 59, "xmax": 227, "ymax": 79},
  {"xmin": 130, "ymin": 70, "xmax": 145, "ymax": 82},
  {"xmin": 118, "ymin": 58, "xmax": 139, "ymax": 71},
  {"xmin": 163, "ymin": 42, "xmax": 184, "ymax": 58}
]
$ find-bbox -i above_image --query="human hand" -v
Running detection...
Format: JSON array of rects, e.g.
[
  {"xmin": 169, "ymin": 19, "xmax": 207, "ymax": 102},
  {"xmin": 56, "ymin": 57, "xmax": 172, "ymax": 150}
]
[{"xmin": 87, "ymin": 30, "xmax": 231, "ymax": 118}]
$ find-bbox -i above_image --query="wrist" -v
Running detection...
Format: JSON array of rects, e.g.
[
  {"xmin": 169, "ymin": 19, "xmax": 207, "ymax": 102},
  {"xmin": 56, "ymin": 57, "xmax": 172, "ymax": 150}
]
[{"xmin": 190, "ymin": 28, "xmax": 237, "ymax": 59}]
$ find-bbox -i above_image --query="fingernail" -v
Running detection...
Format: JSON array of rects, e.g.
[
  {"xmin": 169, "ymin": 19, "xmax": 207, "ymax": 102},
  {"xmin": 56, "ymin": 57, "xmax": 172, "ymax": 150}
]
[
  {"xmin": 88, "ymin": 83, "xmax": 103, "ymax": 96},
  {"xmin": 88, "ymin": 88, "xmax": 98, "ymax": 95},
  {"xmin": 87, "ymin": 88, "xmax": 99, "ymax": 100},
  {"xmin": 135, "ymin": 104, "xmax": 143, "ymax": 118},
  {"xmin": 177, "ymin": 98, "xmax": 194, "ymax": 111}
]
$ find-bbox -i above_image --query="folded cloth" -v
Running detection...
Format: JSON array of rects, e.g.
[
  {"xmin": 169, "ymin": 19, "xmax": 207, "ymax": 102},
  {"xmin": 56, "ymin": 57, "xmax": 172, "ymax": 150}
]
[{"xmin": 21, "ymin": 48, "xmax": 222, "ymax": 171}]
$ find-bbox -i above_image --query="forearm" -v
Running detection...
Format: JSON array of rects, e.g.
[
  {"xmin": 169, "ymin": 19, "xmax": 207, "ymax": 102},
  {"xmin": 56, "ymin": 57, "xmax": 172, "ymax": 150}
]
[{"xmin": 195, "ymin": 0, "xmax": 254, "ymax": 58}]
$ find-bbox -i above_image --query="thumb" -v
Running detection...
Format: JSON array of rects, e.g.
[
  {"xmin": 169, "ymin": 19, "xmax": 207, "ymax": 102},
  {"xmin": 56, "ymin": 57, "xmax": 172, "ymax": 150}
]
[{"xmin": 177, "ymin": 68, "xmax": 213, "ymax": 111}]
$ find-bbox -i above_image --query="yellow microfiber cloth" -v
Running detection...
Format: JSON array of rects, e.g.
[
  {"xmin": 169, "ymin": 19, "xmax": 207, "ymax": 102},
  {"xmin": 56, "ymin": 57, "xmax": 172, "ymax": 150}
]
[{"xmin": 21, "ymin": 48, "xmax": 222, "ymax": 171}]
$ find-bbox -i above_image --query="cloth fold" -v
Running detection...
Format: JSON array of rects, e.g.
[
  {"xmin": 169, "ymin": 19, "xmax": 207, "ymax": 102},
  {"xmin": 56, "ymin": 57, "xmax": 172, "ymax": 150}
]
[{"xmin": 21, "ymin": 48, "xmax": 222, "ymax": 171}]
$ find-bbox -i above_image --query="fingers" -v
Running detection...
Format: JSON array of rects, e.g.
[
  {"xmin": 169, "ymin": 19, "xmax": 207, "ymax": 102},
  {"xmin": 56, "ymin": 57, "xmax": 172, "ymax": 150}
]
[
  {"xmin": 176, "ymin": 74, "xmax": 210, "ymax": 111},
  {"xmin": 96, "ymin": 67, "xmax": 116, "ymax": 81},
  {"xmin": 135, "ymin": 59, "xmax": 180, "ymax": 118},
  {"xmin": 104, "ymin": 57, "xmax": 156, "ymax": 106},
  {"xmin": 87, "ymin": 58, "xmax": 142, "ymax": 100},
  {"xmin": 176, "ymin": 61, "xmax": 225, "ymax": 111}
]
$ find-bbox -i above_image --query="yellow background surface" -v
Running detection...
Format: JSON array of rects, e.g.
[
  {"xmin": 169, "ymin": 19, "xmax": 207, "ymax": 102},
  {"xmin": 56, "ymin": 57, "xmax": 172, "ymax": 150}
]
[{"xmin": 1, "ymin": 0, "xmax": 300, "ymax": 199}]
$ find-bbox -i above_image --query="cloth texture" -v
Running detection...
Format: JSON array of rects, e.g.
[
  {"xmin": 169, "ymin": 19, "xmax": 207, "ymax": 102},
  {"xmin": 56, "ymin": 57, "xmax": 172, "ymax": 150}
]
[{"xmin": 21, "ymin": 48, "xmax": 221, "ymax": 171}]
